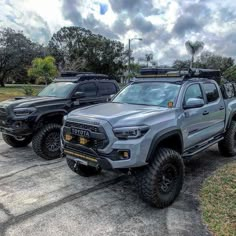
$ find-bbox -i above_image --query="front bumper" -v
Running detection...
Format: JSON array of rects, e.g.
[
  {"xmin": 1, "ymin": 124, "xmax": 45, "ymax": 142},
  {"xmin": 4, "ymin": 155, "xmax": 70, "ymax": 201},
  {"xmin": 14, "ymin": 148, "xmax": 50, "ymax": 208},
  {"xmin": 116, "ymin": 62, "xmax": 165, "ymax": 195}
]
[
  {"xmin": 62, "ymin": 119, "xmax": 151, "ymax": 170},
  {"xmin": 0, "ymin": 120, "xmax": 33, "ymax": 137}
]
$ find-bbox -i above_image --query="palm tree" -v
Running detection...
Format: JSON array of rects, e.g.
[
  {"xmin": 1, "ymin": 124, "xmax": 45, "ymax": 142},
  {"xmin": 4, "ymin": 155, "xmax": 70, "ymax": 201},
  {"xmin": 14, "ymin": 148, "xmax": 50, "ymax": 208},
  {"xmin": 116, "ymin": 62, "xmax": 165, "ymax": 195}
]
[
  {"xmin": 185, "ymin": 41, "xmax": 204, "ymax": 68},
  {"xmin": 145, "ymin": 53, "xmax": 153, "ymax": 67}
]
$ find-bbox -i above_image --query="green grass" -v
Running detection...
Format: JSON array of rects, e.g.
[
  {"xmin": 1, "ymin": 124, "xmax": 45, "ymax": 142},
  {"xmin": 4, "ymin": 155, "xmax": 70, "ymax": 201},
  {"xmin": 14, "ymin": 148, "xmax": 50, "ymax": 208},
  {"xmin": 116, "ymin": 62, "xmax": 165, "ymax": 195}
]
[
  {"xmin": 200, "ymin": 162, "xmax": 236, "ymax": 236},
  {"xmin": 0, "ymin": 85, "xmax": 43, "ymax": 101}
]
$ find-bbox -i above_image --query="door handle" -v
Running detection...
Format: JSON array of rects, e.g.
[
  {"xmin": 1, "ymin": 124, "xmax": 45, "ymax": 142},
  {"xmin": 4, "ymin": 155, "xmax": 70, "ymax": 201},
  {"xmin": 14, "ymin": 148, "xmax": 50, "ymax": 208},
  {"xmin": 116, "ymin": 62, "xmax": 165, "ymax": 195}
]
[
  {"xmin": 202, "ymin": 111, "xmax": 209, "ymax": 115},
  {"xmin": 219, "ymin": 106, "xmax": 225, "ymax": 110}
]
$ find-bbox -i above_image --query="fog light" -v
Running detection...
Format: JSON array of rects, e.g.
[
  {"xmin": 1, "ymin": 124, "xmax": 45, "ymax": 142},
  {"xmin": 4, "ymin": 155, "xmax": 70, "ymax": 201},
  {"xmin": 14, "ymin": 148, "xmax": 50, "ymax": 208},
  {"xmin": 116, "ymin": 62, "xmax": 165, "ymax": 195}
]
[
  {"xmin": 118, "ymin": 150, "xmax": 130, "ymax": 159},
  {"xmin": 65, "ymin": 134, "xmax": 72, "ymax": 141}
]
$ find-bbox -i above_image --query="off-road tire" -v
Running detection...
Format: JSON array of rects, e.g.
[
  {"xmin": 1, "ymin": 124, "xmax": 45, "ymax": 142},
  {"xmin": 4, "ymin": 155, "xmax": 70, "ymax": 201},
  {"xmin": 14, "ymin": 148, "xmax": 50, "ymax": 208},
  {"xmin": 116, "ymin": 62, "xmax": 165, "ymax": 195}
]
[
  {"xmin": 2, "ymin": 134, "xmax": 32, "ymax": 148},
  {"xmin": 66, "ymin": 158, "xmax": 101, "ymax": 177},
  {"xmin": 135, "ymin": 148, "xmax": 184, "ymax": 208},
  {"xmin": 32, "ymin": 123, "xmax": 61, "ymax": 160},
  {"xmin": 218, "ymin": 121, "xmax": 236, "ymax": 157}
]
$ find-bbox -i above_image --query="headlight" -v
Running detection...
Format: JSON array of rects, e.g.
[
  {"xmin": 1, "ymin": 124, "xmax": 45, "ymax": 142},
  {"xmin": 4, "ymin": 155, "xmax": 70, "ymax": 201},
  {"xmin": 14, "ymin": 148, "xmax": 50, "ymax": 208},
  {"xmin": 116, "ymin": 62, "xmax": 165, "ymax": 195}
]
[
  {"xmin": 63, "ymin": 115, "xmax": 68, "ymax": 125},
  {"xmin": 13, "ymin": 107, "xmax": 36, "ymax": 116},
  {"xmin": 113, "ymin": 126, "xmax": 149, "ymax": 139}
]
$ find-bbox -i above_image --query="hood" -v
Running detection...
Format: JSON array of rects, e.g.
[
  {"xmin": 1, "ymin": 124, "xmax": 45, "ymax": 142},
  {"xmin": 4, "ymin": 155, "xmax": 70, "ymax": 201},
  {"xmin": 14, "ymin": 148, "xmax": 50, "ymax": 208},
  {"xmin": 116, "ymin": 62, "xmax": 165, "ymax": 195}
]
[
  {"xmin": 0, "ymin": 96, "xmax": 65, "ymax": 110},
  {"xmin": 68, "ymin": 103, "xmax": 171, "ymax": 127}
]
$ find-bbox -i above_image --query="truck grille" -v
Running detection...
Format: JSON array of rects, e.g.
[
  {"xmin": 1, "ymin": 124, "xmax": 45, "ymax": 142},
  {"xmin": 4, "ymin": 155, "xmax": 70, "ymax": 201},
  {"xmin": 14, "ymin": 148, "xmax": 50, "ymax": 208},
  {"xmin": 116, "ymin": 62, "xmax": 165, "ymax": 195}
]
[
  {"xmin": 64, "ymin": 121, "xmax": 108, "ymax": 149},
  {"xmin": 0, "ymin": 107, "xmax": 7, "ymax": 122}
]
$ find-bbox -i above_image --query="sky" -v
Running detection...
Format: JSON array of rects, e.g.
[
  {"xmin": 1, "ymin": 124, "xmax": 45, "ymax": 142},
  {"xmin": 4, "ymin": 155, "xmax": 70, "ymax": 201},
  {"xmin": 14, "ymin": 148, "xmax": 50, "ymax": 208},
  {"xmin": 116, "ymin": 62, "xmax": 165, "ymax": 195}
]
[{"xmin": 1, "ymin": 0, "xmax": 236, "ymax": 65}]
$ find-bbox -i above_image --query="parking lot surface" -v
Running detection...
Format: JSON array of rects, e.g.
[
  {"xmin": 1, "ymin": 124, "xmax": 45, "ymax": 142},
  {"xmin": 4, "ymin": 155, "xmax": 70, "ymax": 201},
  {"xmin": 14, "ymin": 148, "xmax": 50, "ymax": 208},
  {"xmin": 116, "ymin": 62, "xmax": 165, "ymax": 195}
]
[{"xmin": 0, "ymin": 134, "xmax": 235, "ymax": 236}]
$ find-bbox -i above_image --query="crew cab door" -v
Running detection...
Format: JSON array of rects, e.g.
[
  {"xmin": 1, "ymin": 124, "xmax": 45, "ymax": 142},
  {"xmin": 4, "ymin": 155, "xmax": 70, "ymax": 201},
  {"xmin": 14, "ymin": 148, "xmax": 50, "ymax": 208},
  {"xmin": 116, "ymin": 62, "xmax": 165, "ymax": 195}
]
[
  {"xmin": 182, "ymin": 83, "xmax": 209, "ymax": 149},
  {"xmin": 182, "ymin": 82, "xmax": 225, "ymax": 150},
  {"xmin": 201, "ymin": 82, "xmax": 225, "ymax": 136},
  {"xmin": 71, "ymin": 82, "xmax": 98, "ymax": 110}
]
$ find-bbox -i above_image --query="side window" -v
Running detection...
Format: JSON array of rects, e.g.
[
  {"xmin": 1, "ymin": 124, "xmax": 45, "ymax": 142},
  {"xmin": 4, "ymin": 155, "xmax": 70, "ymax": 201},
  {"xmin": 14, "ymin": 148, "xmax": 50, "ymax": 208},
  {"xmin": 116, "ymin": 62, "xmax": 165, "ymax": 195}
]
[
  {"xmin": 76, "ymin": 83, "xmax": 97, "ymax": 97},
  {"xmin": 203, "ymin": 83, "xmax": 219, "ymax": 103},
  {"xmin": 98, "ymin": 82, "xmax": 117, "ymax": 96},
  {"xmin": 184, "ymin": 84, "xmax": 203, "ymax": 104}
]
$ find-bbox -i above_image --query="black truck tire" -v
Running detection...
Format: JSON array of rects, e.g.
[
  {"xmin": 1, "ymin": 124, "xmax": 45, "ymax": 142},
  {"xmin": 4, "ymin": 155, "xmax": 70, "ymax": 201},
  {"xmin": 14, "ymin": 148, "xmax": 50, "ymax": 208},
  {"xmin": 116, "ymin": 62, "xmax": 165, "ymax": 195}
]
[
  {"xmin": 135, "ymin": 148, "xmax": 184, "ymax": 208},
  {"xmin": 32, "ymin": 123, "xmax": 61, "ymax": 160},
  {"xmin": 66, "ymin": 158, "xmax": 101, "ymax": 177},
  {"xmin": 2, "ymin": 134, "xmax": 32, "ymax": 148},
  {"xmin": 218, "ymin": 121, "xmax": 236, "ymax": 157}
]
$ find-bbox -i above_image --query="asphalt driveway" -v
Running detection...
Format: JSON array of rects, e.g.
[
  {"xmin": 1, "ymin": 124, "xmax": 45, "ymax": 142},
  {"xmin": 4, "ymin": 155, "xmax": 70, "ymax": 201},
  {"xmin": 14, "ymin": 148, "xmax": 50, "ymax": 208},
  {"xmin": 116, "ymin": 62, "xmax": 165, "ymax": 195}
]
[{"xmin": 0, "ymin": 134, "xmax": 235, "ymax": 236}]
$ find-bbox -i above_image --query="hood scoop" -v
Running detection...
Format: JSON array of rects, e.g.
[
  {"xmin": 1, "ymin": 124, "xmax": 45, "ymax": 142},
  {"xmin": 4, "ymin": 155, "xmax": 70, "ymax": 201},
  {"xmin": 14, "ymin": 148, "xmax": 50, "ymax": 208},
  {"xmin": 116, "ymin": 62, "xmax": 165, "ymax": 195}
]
[{"xmin": 14, "ymin": 97, "xmax": 26, "ymax": 100}]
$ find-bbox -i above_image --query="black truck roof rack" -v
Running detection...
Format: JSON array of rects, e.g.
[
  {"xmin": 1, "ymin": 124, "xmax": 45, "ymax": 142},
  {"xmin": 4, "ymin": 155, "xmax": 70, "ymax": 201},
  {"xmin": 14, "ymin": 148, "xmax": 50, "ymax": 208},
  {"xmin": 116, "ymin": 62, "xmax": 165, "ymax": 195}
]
[
  {"xmin": 54, "ymin": 73, "xmax": 110, "ymax": 82},
  {"xmin": 135, "ymin": 68, "xmax": 222, "ymax": 84}
]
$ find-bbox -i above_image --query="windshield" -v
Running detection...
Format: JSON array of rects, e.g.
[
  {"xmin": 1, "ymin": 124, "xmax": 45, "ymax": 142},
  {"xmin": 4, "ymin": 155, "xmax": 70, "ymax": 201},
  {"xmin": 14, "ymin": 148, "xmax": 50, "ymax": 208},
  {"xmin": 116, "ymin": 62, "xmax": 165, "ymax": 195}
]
[
  {"xmin": 113, "ymin": 82, "xmax": 181, "ymax": 107},
  {"xmin": 38, "ymin": 82, "xmax": 76, "ymax": 98}
]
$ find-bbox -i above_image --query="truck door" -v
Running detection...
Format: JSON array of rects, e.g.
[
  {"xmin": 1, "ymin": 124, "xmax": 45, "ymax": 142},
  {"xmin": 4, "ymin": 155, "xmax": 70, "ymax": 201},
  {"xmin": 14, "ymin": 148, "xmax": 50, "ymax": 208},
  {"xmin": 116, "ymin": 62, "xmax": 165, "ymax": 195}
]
[
  {"xmin": 182, "ymin": 83, "xmax": 209, "ymax": 149},
  {"xmin": 201, "ymin": 82, "xmax": 225, "ymax": 137}
]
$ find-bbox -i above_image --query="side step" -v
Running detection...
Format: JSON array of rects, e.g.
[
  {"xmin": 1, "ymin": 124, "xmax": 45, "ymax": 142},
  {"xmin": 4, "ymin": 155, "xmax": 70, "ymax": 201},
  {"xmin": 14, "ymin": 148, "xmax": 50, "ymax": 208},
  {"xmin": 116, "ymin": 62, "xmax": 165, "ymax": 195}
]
[{"xmin": 183, "ymin": 136, "xmax": 224, "ymax": 158}]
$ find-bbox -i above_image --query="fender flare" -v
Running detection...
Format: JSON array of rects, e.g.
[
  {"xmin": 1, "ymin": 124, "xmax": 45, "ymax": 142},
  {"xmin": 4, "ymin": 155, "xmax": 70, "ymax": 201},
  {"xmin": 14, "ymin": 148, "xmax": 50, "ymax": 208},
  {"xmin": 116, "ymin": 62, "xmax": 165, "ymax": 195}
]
[
  {"xmin": 227, "ymin": 111, "xmax": 236, "ymax": 129},
  {"xmin": 35, "ymin": 110, "xmax": 67, "ymax": 124},
  {"xmin": 146, "ymin": 129, "xmax": 183, "ymax": 163}
]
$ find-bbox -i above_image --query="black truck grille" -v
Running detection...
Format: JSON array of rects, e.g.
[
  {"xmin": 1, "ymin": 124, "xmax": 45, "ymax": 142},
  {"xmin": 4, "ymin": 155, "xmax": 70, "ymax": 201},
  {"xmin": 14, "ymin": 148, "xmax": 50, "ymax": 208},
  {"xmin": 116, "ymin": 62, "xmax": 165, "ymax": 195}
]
[
  {"xmin": 64, "ymin": 121, "xmax": 108, "ymax": 149},
  {"xmin": 0, "ymin": 108, "xmax": 7, "ymax": 121}
]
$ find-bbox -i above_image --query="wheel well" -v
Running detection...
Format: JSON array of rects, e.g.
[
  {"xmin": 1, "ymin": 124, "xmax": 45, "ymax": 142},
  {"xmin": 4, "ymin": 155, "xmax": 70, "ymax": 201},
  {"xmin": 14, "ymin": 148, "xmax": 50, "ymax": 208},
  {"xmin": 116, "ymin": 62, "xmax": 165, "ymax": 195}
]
[
  {"xmin": 157, "ymin": 134, "xmax": 183, "ymax": 154},
  {"xmin": 34, "ymin": 113, "xmax": 64, "ymax": 130}
]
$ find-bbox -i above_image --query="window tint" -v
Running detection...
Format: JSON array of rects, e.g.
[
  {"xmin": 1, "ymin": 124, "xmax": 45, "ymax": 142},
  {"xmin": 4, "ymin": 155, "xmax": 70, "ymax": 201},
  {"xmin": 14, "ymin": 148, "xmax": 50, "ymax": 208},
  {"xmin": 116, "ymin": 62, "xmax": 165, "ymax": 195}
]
[
  {"xmin": 203, "ymin": 83, "xmax": 219, "ymax": 103},
  {"xmin": 98, "ymin": 82, "xmax": 117, "ymax": 96},
  {"xmin": 184, "ymin": 84, "xmax": 203, "ymax": 103},
  {"xmin": 77, "ymin": 83, "xmax": 97, "ymax": 97}
]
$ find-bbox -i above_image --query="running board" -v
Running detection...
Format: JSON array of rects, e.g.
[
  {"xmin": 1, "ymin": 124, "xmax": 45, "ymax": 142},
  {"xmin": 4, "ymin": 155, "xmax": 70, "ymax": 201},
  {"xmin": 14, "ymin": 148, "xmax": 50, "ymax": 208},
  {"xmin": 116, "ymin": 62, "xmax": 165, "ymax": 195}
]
[{"xmin": 183, "ymin": 136, "xmax": 224, "ymax": 158}]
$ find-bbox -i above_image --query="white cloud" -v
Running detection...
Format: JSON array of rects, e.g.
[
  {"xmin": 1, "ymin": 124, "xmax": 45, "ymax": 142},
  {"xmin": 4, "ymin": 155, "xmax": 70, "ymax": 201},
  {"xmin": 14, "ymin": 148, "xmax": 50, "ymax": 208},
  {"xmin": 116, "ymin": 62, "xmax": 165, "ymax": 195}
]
[{"xmin": 1, "ymin": 0, "xmax": 236, "ymax": 64}]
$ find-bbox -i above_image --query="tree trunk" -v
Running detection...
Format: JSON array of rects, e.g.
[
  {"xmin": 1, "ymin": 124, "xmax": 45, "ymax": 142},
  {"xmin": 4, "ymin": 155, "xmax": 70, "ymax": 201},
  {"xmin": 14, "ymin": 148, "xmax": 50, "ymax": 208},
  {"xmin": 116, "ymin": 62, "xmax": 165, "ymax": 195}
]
[
  {"xmin": 191, "ymin": 55, "xmax": 194, "ymax": 68},
  {"xmin": 0, "ymin": 80, "xmax": 5, "ymax": 87}
]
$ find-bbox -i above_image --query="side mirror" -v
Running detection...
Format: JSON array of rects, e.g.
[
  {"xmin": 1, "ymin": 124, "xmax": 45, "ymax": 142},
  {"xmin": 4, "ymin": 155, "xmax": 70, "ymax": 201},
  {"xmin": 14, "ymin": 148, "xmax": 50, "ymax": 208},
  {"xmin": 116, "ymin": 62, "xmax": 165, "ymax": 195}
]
[
  {"xmin": 107, "ymin": 94, "xmax": 115, "ymax": 102},
  {"xmin": 184, "ymin": 98, "xmax": 204, "ymax": 109},
  {"xmin": 72, "ymin": 92, "xmax": 86, "ymax": 99}
]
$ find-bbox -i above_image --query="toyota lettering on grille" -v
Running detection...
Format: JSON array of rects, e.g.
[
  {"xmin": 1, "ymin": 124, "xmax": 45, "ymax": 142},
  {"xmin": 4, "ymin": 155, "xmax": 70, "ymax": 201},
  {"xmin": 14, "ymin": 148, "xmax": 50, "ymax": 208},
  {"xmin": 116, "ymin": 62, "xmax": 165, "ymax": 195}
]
[{"xmin": 71, "ymin": 128, "xmax": 90, "ymax": 138}]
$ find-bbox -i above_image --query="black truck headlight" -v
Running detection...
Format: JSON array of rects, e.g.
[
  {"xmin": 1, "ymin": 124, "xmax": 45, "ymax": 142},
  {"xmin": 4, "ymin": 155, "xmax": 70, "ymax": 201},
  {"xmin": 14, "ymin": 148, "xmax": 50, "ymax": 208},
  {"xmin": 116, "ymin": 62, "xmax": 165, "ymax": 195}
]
[
  {"xmin": 113, "ymin": 126, "xmax": 149, "ymax": 139},
  {"xmin": 13, "ymin": 107, "xmax": 36, "ymax": 116}
]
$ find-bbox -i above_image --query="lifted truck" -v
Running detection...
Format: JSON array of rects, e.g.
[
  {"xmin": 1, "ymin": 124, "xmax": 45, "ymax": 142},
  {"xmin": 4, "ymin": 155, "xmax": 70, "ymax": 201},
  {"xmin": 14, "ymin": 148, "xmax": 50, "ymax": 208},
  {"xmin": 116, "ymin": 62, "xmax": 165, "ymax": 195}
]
[
  {"xmin": 0, "ymin": 72, "xmax": 119, "ymax": 160},
  {"xmin": 61, "ymin": 69, "xmax": 236, "ymax": 208}
]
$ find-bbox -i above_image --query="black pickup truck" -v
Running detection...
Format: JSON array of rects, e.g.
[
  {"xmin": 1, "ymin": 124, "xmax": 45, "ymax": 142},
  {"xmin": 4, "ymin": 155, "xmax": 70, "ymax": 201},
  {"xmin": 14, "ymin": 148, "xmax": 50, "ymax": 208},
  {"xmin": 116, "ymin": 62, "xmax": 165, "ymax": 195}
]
[{"xmin": 0, "ymin": 72, "xmax": 119, "ymax": 160}]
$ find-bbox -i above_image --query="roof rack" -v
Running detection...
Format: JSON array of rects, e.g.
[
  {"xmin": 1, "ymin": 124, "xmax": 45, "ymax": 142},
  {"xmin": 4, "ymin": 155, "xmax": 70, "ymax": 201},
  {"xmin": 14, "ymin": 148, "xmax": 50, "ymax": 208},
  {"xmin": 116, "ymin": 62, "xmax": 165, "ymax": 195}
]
[
  {"xmin": 54, "ymin": 73, "xmax": 110, "ymax": 83},
  {"xmin": 60, "ymin": 71, "xmax": 94, "ymax": 77}
]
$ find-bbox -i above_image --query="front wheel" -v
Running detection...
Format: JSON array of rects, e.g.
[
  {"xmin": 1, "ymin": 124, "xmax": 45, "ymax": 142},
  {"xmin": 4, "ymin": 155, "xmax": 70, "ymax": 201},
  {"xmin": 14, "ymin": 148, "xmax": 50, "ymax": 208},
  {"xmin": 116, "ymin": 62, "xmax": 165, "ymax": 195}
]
[
  {"xmin": 2, "ymin": 134, "xmax": 32, "ymax": 147},
  {"xmin": 66, "ymin": 158, "xmax": 102, "ymax": 177},
  {"xmin": 218, "ymin": 121, "xmax": 236, "ymax": 157},
  {"xmin": 135, "ymin": 148, "xmax": 184, "ymax": 208},
  {"xmin": 32, "ymin": 123, "xmax": 61, "ymax": 160}
]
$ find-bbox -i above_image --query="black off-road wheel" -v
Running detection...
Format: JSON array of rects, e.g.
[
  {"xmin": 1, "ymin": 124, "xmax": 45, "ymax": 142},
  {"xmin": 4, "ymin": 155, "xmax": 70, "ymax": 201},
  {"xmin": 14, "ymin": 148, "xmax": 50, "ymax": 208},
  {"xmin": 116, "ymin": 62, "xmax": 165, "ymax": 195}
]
[
  {"xmin": 218, "ymin": 121, "xmax": 236, "ymax": 157},
  {"xmin": 2, "ymin": 134, "xmax": 32, "ymax": 148},
  {"xmin": 66, "ymin": 158, "xmax": 102, "ymax": 177},
  {"xmin": 32, "ymin": 123, "xmax": 61, "ymax": 160},
  {"xmin": 135, "ymin": 148, "xmax": 184, "ymax": 208}
]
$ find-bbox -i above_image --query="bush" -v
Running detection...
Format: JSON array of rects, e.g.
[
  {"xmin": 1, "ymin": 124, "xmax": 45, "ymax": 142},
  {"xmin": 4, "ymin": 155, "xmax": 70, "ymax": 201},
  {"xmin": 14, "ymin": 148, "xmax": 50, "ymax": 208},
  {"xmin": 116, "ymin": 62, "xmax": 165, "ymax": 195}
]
[{"xmin": 23, "ymin": 85, "xmax": 34, "ymax": 96}]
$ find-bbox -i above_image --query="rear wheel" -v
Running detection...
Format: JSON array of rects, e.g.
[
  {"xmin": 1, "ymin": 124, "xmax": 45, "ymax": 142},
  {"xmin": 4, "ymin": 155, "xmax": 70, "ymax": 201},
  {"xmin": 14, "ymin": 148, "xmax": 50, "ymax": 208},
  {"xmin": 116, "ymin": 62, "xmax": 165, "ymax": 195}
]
[
  {"xmin": 218, "ymin": 121, "xmax": 236, "ymax": 157},
  {"xmin": 66, "ymin": 158, "xmax": 101, "ymax": 177},
  {"xmin": 135, "ymin": 148, "xmax": 184, "ymax": 208},
  {"xmin": 2, "ymin": 134, "xmax": 32, "ymax": 147},
  {"xmin": 32, "ymin": 123, "xmax": 61, "ymax": 160}
]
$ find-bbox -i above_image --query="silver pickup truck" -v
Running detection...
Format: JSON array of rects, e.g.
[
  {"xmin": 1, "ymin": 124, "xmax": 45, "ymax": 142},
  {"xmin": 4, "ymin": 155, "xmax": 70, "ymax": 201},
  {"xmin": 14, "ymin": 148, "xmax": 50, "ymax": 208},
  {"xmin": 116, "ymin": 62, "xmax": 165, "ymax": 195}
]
[{"xmin": 61, "ymin": 69, "xmax": 236, "ymax": 208}]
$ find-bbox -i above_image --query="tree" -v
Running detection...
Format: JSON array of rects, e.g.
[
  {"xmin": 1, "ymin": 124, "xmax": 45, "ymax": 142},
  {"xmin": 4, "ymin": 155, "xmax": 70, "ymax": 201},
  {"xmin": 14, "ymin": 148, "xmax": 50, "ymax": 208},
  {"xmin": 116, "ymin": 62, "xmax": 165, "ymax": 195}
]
[
  {"xmin": 185, "ymin": 41, "xmax": 204, "ymax": 67},
  {"xmin": 223, "ymin": 65, "xmax": 236, "ymax": 81},
  {"xmin": 28, "ymin": 56, "xmax": 58, "ymax": 85},
  {"xmin": 0, "ymin": 28, "xmax": 44, "ymax": 86},
  {"xmin": 173, "ymin": 60, "xmax": 191, "ymax": 70},
  {"xmin": 195, "ymin": 51, "xmax": 234, "ymax": 72},
  {"xmin": 48, "ymin": 26, "xmax": 125, "ymax": 77},
  {"xmin": 145, "ymin": 53, "xmax": 153, "ymax": 67}
]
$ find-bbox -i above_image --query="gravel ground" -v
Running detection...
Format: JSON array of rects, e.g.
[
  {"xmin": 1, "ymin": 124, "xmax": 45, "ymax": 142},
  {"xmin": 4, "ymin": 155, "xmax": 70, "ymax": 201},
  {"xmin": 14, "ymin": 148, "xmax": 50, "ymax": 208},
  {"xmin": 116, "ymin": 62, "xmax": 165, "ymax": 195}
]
[{"xmin": 0, "ymin": 134, "xmax": 235, "ymax": 236}]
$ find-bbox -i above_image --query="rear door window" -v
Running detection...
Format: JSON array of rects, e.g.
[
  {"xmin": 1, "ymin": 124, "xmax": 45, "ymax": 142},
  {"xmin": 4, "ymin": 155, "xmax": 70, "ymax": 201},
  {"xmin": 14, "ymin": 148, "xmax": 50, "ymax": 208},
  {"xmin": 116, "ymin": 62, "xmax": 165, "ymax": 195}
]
[
  {"xmin": 203, "ymin": 83, "xmax": 219, "ymax": 103},
  {"xmin": 76, "ymin": 82, "xmax": 97, "ymax": 97},
  {"xmin": 98, "ymin": 82, "xmax": 117, "ymax": 96}
]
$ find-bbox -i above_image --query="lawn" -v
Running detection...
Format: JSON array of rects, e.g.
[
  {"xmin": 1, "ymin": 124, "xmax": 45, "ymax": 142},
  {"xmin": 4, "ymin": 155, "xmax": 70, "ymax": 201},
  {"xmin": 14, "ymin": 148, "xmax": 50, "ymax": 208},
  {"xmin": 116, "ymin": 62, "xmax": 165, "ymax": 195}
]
[
  {"xmin": 200, "ymin": 162, "xmax": 236, "ymax": 236},
  {"xmin": 0, "ymin": 85, "xmax": 44, "ymax": 101}
]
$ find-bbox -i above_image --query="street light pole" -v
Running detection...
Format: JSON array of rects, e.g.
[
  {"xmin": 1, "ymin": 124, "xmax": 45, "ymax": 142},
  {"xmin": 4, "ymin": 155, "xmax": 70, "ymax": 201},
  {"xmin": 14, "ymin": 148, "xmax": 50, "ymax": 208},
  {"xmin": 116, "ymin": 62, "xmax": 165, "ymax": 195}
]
[{"xmin": 128, "ymin": 37, "xmax": 142, "ymax": 75}]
